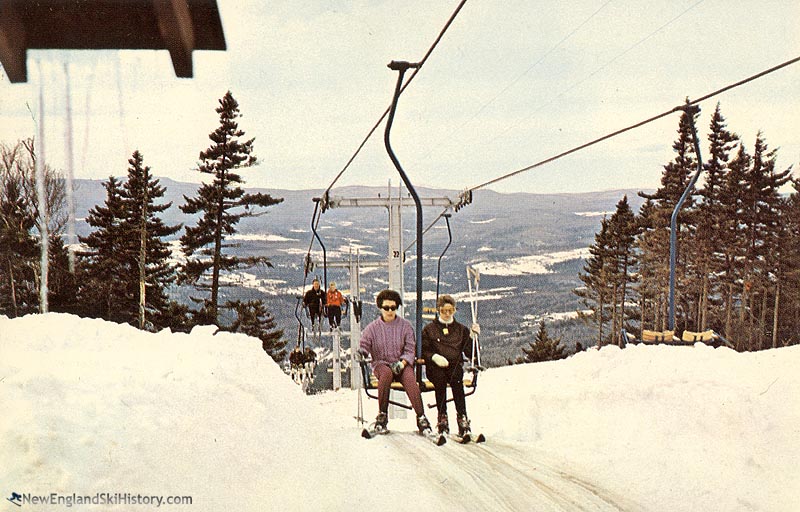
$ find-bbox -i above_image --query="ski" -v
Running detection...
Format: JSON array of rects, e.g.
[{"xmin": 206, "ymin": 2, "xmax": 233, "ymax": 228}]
[
  {"xmin": 450, "ymin": 433, "xmax": 471, "ymax": 444},
  {"xmin": 420, "ymin": 429, "xmax": 447, "ymax": 446},
  {"xmin": 450, "ymin": 432, "xmax": 486, "ymax": 444},
  {"xmin": 361, "ymin": 427, "xmax": 389, "ymax": 439}
]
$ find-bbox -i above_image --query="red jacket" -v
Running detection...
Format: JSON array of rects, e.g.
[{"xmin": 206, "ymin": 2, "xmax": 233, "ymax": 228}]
[{"xmin": 326, "ymin": 289, "xmax": 346, "ymax": 307}]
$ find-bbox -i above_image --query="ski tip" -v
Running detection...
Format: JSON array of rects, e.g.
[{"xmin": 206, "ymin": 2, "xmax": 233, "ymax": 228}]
[
  {"xmin": 475, "ymin": 433, "xmax": 486, "ymax": 443},
  {"xmin": 436, "ymin": 434, "xmax": 447, "ymax": 446},
  {"xmin": 361, "ymin": 429, "xmax": 371, "ymax": 439},
  {"xmin": 460, "ymin": 434, "xmax": 471, "ymax": 444}
]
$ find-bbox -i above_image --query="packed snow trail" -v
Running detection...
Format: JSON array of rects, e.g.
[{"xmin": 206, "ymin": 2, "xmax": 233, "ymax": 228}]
[{"xmin": 369, "ymin": 431, "xmax": 640, "ymax": 511}]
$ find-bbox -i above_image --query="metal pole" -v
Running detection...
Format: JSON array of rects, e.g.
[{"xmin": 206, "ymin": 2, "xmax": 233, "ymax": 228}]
[
  {"xmin": 35, "ymin": 61, "xmax": 49, "ymax": 313},
  {"xmin": 332, "ymin": 329, "xmax": 342, "ymax": 391},
  {"xmin": 310, "ymin": 199, "xmax": 327, "ymax": 288},
  {"xmin": 64, "ymin": 62, "xmax": 76, "ymax": 273},
  {"xmin": 349, "ymin": 249, "xmax": 362, "ymax": 391},
  {"xmin": 669, "ymin": 102, "xmax": 704, "ymax": 330},
  {"xmin": 435, "ymin": 214, "xmax": 452, "ymax": 304},
  {"xmin": 384, "ymin": 60, "xmax": 423, "ymax": 359}
]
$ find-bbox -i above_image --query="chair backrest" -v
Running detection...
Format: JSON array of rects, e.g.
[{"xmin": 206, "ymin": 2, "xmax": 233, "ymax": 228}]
[
  {"xmin": 681, "ymin": 329, "xmax": 715, "ymax": 343},
  {"xmin": 641, "ymin": 329, "xmax": 675, "ymax": 343}
]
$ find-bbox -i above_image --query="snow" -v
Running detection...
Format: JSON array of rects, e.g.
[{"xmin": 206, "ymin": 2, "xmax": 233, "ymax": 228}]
[
  {"xmin": 228, "ymin": 233, "xmax": 300, "ymax": 242},
  {"xmin": 574, "ymin": 211, "xmax": 612, "ymax": 217},
  {"xmin": 3, "ymin": 314, "xmax": 799, "ymax": 511},
  {"xmin": 472, "ymin": 248, "xmax": 591, "ymax": 276}
]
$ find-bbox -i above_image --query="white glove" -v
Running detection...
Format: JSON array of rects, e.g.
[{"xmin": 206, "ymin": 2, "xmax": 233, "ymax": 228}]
[
  {"xmin": 431, "ymin": 353, "xmax": 449, "ymax": 368},
  {"xmin": 471, "ymin": 323, "xmax": 481, "ymax": 335}
]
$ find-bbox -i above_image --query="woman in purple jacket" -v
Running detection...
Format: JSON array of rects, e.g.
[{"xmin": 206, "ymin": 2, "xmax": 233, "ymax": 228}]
[{"xmin": 359, "ymin": 289, "xmax": 432, "ymax": 434}]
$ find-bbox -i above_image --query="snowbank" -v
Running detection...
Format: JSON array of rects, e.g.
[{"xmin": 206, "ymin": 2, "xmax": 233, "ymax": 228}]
[{"xmin": 3, "ymin": 314, "xmax": 799, "ymax": 511}]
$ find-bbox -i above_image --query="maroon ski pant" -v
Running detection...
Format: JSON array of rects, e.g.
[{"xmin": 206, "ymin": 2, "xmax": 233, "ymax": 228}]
[{"xmin": 374, "ymin": 363, "xmax": 424, "ymax": 416}]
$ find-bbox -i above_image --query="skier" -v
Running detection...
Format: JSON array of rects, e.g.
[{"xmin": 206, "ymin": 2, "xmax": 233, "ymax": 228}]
[
  {"xmin": 359, "ymin": 289, "xmax": 432, "ymax": 435},
  {"xmin": 303, "ymin": 279, "xmax": 326, "ymax": 331},
  {"xmin": 288, "ymin": 346, "xmax": 306, "ymax": 383},
  {"xmin": 303, "ymin": 346, "xmax": 317, "ymax": 379},
  {"xmin": 326, "ymin": 281, "xmax": 347, "ymax": 330},
  {"xmin": 421, "ymin": 294, "xmax": 480, "ymax": 437}
]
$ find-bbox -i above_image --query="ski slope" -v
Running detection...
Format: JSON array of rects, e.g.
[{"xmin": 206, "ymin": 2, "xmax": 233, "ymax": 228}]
[{"xmin": 2, "ymin": 313, "xmax": 798, "ymax": 511}]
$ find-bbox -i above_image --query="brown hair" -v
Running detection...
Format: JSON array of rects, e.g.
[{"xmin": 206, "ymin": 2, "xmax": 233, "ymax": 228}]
[
  {"xmin": 437, "ymin": 295, "xmax": 456, "ymax": 309},
  {"xmin": 375, "ymin": 289, "xmax": 402, "ymax": 308}
]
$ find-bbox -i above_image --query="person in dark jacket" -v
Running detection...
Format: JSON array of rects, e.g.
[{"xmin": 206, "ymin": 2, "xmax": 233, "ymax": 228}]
[
  {"xmin": 289, "ymin": 346, "xmax": 305, "ymax": 383},
  {"xmin": 359, "ymin": 289, "xmax": 432, "ymax": 434},
  {"xmin": 421, "ymin": 294, "xmax": 480, "ymax": 436},
  {"xmin": 303, "ymin": 346, "xmax": 317, "ymax": 377},
  {"xmin": 303, "ymin": 279, "xmax": 326, "ymax": 329}
]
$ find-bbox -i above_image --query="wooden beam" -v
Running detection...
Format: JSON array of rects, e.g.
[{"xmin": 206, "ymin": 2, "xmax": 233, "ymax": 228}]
[
  {"xmin": 152, "ymin": 0, "xmax": 196, "ymax": 78},
  {"xmin": 0, "ymin": 3, "xmax": 26, "ymax": 83}
]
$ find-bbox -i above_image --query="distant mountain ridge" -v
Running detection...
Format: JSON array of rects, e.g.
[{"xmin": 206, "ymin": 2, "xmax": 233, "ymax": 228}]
[{"xmin": 71, "ymin": 177, "xmax": 649, "ymax": 365}]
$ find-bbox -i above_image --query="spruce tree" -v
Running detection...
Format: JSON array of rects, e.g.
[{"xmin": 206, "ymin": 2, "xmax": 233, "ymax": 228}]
[
  {"xmin": 695, "ymin": 104, "xmax": 738, "ymax": 331},
  {"xmin": 780, "ymin": 178, "xmax": 800, "ymax": 345},
  {"xmin": 718, "ymin": 143, "xmax": 750, "ymax": 340},
  {"xmin": 0, "ymin": 178, "xmax": 39, "ymax": 316},
  {"xmin": 576, "ymin": 217, "xmax": 614, "ymax": 346},
  {"xmin": 179, "ymin": 91, "xmax": 283, "ymax": 324},
  {"xmin": 522, "ymin": 320, "xmax": 566, "ymax": 363},
  {"xmin": 606, "ymin": 195, "xmax": 639, "ymax": 346},
  {"xmin": 77, "ymin": 176, "xmax": 132, "ymax": 322},
  {"xmin": 122, "ymin": 151, "xmax": 181, "ymax": 329},
  {"xmin": 739, "ymin": 134, "xmax": 792, "ymax": 349},
  {"xmin": 637, "ymin": 107, "xmax": 700, "ymax": 333}
]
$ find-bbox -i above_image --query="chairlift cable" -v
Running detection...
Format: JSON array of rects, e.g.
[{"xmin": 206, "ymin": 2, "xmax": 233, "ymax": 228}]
[
  {"xmin": 482, "ymin": 0, "xmax": 706, "ymax": 152},
  {"xmin": 402, "ymin": 206, "xmax": 451, "ymax": 254},
  {"xmin": 320, "ymin": 0, "xmax": 468, "ymax": 196},
  {"xmin": 413, "ymin": 0, "xmax": 613, "ymax": 165},
  {"xmin": 466, "ymin": 54, "xmax": 800, "ymax": 193}
]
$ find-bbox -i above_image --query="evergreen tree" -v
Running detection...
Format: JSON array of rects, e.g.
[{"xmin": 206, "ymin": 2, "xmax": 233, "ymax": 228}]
[
  {"xmin": 522, "ymin": 320, "xmax": 566, "ymax": 363},
  {"xmin": 779, "ymin": 178, "xmax": 800, "ymax": 345},
  {"xmin": 738, "ymin": 133, "xmax": 791, "ymax": 350},
  {"xmin": 224, "ymin": 299, "xmax": 287, "ymax": 362},
  {"xmin": 694, "ymin": 104, "xmax": 738, "ymax": 331},
  {"xmin": 576, "ymin": 217, "xmax": 614, "ymax": 346},
  {"xmin": 47, "ymin": 234, "xmax": 79, "ymax": 314},
  {"xmin": 637, "ymin": 107, "xmax": 700, "ymax": 333},
  {"xmin": 179, "ymin": 91, "xmax": 283, "ymax": 324},
  {"xmin": 122, "ymin": 151, "xmax": 182, "ymax": 329},
  {"xmin": 0, "ymin": 178, "xmax": 38, "ymax": 316},
  {"xmin": 77, "ymin": 176, "xmax": 132, "ymax": 322},
  {"xmin": 738, "ymin": 134, "xmax": 792, "ymax": 349},
  {"xmin": 606, "ymin": 195, "xmax": 639, "ymax": 346},
  {"xmin": 78, "ymin": 153, "xmax": 183, "ymax": 329},
  {"xmin": 718, "ymin": 143, "xmax": 750, "ymax": 339}
]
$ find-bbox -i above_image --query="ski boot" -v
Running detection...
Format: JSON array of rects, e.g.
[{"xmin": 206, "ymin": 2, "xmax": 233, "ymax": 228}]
[
  {"xmin": 416, "ymin": 414, "xmax": 432, "ymax": 434},
  {"xmin": 457, "ymin": 413, "xmax": 471, "ymax": 437},
  {"xmin": 374, "ymin": 412, "xmax": 388, "ymax": 434},
  {"xmin": 436, "ymin": 413, "xmax": 449, "ymax": 434}
]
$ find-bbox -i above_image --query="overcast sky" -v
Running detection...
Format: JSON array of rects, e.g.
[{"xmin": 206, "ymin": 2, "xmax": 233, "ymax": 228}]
[{"xmin": 1, "ymin": 0, "xmax": 798, "ymax": 194}]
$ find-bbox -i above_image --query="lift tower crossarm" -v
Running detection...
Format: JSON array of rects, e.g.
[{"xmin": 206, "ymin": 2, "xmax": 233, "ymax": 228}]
[{"xmin": 324, "ymin": 196, "xmax": 456, "ymax": 209}]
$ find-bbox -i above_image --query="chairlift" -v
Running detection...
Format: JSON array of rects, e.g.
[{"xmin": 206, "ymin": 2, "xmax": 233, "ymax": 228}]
[
  {"xmin": 357, "ymin": 62, "xmax": 483, "ymax": 410},
  {"xmin": 627, "ymin": 103, "xmax": 734, "ymax": 350}
]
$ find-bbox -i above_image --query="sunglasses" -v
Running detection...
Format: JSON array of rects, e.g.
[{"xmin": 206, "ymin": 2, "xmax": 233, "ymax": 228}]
[{"xmin": 381, "ymin": 305, "xmax": 398, "ymax": 311}]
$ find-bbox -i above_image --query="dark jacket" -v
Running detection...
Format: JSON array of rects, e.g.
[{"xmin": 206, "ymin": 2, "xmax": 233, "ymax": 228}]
[
  {"xmin": 289, "ymin": 349, "xmax": 305, "ymax": 366},
  {"xmin": 303, "ymin": 287, "xmax": 326, "ymax": 311},
  {"xmin": 421, "ymin": 319, "xmax": 473, "ymax": 365}
]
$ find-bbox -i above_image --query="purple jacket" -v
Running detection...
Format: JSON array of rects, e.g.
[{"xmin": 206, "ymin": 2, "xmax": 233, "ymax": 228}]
[{"xmin": 360, "ymin": 315, "xmax": 416, "ymax": 371}]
